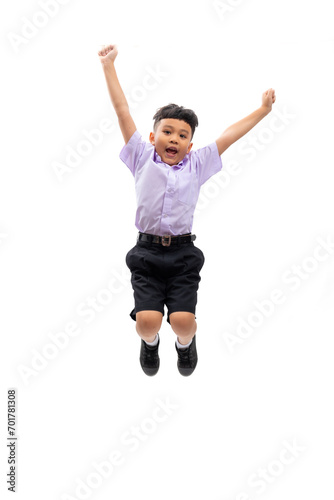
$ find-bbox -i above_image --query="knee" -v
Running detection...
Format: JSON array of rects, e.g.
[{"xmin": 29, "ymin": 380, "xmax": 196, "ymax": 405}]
[
  {"xmin": 169, "ymin": 312, "xmax": 196, "ymax": 337},
  {"xmin": 136, "ymin": 311, "xmax": 163, "ymax": 339}
]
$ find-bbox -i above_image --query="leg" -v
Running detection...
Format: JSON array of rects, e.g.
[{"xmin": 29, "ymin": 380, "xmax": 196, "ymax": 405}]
[
  {"xmin": 126, "ymin": 243, "xmax": 165, "ymax": 343},
  {"xmin": 136, "ymin": 310, "xmax": 163, "ymax": 343},
  {"xmin": 165, "ymin": 245, "xmax": 204, "ymax": 346},
  {"xmin": 126, "ymin": 243, "xmax": 165, "ymax": 376},
  {"xmin": 136, "ymin": 310, "xmax": 163, "ymax": 377},
  {"xmin": 170, "ymin": 311, "xmax": 198, "ymax": 376},
  {"xmin": 169, "ymin": 311, "xmax": 197, "ymax": 345}
]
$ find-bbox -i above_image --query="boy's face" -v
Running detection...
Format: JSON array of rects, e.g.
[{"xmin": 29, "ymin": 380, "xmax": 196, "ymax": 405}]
[{"xmin": 149, "ymin": 119, "xmax": 193, "ymax": 166}]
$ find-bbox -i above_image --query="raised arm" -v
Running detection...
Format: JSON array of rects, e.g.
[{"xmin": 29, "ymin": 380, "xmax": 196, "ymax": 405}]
[
  {"xmin": 215, "ymin": 88, "xmax": 276, "ymax": 156},
  {"xmin": 98, "ymin": 44, "xmax": 137, "ymax": 144}
]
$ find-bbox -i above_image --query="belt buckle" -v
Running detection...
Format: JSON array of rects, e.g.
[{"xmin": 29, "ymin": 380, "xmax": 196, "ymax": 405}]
[{"xmin": 161, "ymin": 235, "xmax": 171, "ymax": 247}]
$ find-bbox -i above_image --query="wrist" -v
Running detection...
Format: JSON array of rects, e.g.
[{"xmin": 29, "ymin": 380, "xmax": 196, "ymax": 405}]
[
  {"xmin": 260, "ymin": 104, "xmax": 271, "ymax": 116},
  {"xmin": 101, "ymin": 59, "xmax": 115, "ymax": 70}
]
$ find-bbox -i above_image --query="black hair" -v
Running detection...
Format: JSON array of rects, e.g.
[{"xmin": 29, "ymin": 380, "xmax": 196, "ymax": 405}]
[{"xmin": 153, "ymin": 103, "xmax": 199, "ymax": 139}]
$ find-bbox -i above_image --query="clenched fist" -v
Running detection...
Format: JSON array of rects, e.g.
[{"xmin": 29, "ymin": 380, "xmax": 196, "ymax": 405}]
[
  {"xmin": 262, "ymin": 88, "xmax": 276, "ymax": 111},
  {"xmin": 98, "ymin": 44, "xmax": 118, "ymax": 65}
]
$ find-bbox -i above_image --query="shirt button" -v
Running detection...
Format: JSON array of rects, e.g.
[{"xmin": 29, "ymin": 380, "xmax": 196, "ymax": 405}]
[
  {"xmin": 168, "ymin": 189, "xmax": 173, "ymax": 193},
  {"xmin": 163, "ymin": 214, "xmax": 168, "ymax": 218}
]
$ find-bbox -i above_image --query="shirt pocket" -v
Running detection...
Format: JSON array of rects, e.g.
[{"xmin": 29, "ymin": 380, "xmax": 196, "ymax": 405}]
[{"xmin": 177, "ymin": 171, "xmax": 194, "ymax": 206}]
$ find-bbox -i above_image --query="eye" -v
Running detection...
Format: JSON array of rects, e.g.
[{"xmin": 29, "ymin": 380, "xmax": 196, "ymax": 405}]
[
  {"xmin": 163, "ymin": 130, "xmax": 171, "ymax": 134},
  {"xmin": 180, "ymin": 134, "xmax": 186, "ymax": 139}
]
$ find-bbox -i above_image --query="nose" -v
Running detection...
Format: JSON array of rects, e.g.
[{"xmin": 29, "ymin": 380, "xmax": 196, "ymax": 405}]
[{"xmin": 169, "ymin": 135, "xmax": 178, "ymax": 144}]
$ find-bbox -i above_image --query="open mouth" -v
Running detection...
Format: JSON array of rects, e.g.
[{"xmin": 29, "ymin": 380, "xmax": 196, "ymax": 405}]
[{"xmin": 165, "ymin": 147, "xmax": 178, "ymax": 158}]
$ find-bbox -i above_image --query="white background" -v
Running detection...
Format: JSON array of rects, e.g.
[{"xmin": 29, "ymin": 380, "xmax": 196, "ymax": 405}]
[{"xmin": 1, "ymin": 0, "xmax": 334, "ymax": 498}]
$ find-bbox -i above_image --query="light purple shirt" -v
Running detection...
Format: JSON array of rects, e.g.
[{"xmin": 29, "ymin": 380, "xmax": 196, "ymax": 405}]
[{"xmin": 119, "ymin": 130, "xmax": 223, "ymax": 236}]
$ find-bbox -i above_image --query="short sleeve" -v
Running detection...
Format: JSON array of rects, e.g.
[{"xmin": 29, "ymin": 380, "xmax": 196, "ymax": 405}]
[
  {"xmin": 119, "ymin": 130, "xmax": 146, "ymax": 176},
  {"xmin": 191, "ymin": 141, "xmax": 223, "ymax": 186}
]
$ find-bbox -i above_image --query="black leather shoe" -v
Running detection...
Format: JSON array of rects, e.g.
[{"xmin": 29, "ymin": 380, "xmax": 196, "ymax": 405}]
[
  {"xmin": 140, "ymin": 335, "xmax": 160, "ymax": 376},
  {"xmin": 175, "ymin": 335, "xmax": 198, "ymax": 376}
]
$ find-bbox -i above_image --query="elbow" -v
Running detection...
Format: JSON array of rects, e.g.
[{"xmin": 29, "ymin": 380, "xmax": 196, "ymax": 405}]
[{"xmin": 115, "ymin": 104, "xmax": 130, "ymax": 119}]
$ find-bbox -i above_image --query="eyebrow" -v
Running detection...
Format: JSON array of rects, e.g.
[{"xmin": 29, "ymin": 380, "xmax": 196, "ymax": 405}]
[{"xmin": 163, "ymin": 125, "xmax": 190, "ymax": 134}]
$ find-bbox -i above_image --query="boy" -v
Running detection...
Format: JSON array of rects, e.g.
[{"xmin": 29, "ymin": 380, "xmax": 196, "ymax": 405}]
[{"xmin": 98, "ymin": 44, "xmax": 276, "ymax": 377}]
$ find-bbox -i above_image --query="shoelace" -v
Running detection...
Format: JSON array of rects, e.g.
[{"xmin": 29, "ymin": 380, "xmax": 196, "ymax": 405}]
[
  {"xmin": 143, "ymin": 344, "xmax": 159, "ymax": 363},
  {"xmin": 177, "ymin": 346, "xmax": 194, "ymax": 363}
]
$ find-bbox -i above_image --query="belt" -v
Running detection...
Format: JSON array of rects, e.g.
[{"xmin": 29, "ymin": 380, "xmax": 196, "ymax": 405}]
[{"xmin": 138, "ymin": 232, "xmax": 196, "ymax": 247}]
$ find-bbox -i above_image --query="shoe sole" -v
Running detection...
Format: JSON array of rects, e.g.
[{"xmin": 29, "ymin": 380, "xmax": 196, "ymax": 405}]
[
  {"xmin": 177, "ymin": 360, "xmax": 197, "ymax": 376},
  {"xmin": 140, "ymin": 360, "xmax": 160, "ymax": 376}
]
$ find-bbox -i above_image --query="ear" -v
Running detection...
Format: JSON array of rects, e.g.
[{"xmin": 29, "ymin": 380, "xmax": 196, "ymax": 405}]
[
  {"xmin": 149, "ymin": 132, "xmax": 155, "ymax": 145},
  {"xmin": 187, "ymin": 142, "xmax": 193, "ymax": 154}
]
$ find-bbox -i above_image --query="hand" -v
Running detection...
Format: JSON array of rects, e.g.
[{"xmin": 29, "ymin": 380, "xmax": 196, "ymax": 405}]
[
  {"xmin": 262, "ymin": 88, "xmax": 276, "ymax": 112},
  {"xmin": 98, "ymin": 44, "xmax": 118, "ymax": 65}
]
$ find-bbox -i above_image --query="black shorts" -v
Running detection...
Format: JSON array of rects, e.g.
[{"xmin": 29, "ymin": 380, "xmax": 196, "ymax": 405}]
[{"xmin": 125, "ymin": 238, "xmax": 205, "ymax": 323}]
